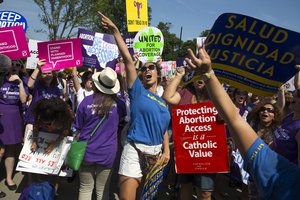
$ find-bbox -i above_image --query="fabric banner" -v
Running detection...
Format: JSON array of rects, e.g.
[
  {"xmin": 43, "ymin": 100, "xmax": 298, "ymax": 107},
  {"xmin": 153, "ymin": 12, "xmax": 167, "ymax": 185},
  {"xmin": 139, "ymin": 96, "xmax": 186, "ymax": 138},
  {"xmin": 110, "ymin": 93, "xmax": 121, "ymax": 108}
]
[
  {"xmin": 0, "ymin": 10, "xmax": 28, "ymax": 32},
  {"xmin": 172, "ymin": 102, "xmax": 229, "ymax": 173},
  {"xmin": 17, "ymin": 127, "xmax": 73, "ymax": 176},
  {"xmin": 206, "ymin": 13, "xmax": 300, "ymax": 97},
  {"xmin": 26, "ymin": 39, "xmax": 42, "ymax": 69},
  {"xmin": 38, "ymin": 38, "xmax": 82, "ymax": 72},
  {"xmin": 133, "ymin": 27, "xmax": 164, "ymax": 63},
  {"xmin": 78, "ymin": 28, "xmax": 119, "ymax": 70},
  {"xmin": 141, "ymin": 162, "xmax": 168, "ymax": 200},
  {"xmin": 0, "ymin": 25, "xmax": 30, "ymax": 60},
  {"xmin": 126, "ymin": 0, "xmax": 148, "ymax": 32}
]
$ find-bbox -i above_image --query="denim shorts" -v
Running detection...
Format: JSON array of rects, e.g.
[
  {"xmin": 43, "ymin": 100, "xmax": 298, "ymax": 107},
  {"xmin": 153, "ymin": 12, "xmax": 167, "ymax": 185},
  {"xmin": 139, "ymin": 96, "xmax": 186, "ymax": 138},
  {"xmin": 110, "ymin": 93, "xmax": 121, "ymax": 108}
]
[{"xmin": 177, "ymin": 173, "xmax": 216, "ymax": 191}]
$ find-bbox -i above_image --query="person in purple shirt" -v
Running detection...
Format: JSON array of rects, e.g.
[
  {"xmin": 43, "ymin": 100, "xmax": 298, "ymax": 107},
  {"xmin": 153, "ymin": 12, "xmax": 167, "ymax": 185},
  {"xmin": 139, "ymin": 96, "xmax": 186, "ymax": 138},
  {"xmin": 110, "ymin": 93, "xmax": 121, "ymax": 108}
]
[
  {"xmin": 273, "ymin": 67, "xmax": 300, "ymax": 166},
  {"xmin": 24, "ymin": 59, "xmax": 62, "ymax": 125},
  {"xmin": 73, "ymin": 67, "xmax": 126, "ymax": 200},
  {"xmin": 0, "ymin": 57, "xmax": 29, "ymax": 193}
]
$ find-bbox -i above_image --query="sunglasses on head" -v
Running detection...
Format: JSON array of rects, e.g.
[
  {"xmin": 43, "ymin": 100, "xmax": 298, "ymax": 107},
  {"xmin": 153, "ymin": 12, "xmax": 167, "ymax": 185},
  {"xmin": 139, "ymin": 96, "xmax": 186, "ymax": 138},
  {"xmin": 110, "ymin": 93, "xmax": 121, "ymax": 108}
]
[
  {"xmin": 259, "ymin": 107, "xmax": 274, "ymax": 113},
  {"xmin": 140, "ymin": 64, "xmax": 156, "ymax": 72}
]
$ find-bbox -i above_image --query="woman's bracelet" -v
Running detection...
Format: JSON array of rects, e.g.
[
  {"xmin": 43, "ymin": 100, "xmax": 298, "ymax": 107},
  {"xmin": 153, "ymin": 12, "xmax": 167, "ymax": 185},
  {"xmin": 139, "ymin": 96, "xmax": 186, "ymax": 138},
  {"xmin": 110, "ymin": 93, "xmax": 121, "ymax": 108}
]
[{"xmin": 30, "ymin": 76, "xmax": 36, "ymax": 81}]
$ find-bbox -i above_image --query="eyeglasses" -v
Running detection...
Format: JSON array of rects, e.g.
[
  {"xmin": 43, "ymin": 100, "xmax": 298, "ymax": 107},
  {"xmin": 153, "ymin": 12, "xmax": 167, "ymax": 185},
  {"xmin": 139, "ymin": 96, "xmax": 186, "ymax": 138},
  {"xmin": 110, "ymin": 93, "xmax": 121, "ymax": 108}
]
[
  {"xmin": 259, "ymin": 107, "xmax": 274, "ymax": 113},
  {"xmin": 140, "ymin": 64, "xmax": 156, "ymax": 72}
]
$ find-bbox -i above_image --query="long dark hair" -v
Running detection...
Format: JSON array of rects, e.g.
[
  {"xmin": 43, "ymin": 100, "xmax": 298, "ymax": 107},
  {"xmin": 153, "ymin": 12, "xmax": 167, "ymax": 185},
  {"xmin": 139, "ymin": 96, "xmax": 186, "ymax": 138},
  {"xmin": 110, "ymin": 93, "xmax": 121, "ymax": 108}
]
[{"xmin": 92, "ymin": 87, "xmax": 117, "ymax": 117}]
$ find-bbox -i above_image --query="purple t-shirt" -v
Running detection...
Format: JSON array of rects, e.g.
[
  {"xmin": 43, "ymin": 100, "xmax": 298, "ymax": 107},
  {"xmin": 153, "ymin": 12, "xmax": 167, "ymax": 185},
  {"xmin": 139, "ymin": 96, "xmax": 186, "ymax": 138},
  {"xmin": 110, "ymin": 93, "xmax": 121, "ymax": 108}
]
[
  {"xmin": 73, "ymin": 94, "xmax": 126, "ymax": 168},
  {"xmin": 0, "ymin": 76, "xmax": 29, "ymax": 105},
  {"xmin": 24, "ymin": 80, "xmax": 62, "ymax": 124},
  {"xmin": 273, "ymin": 112, "xmax": 300, "ymax": 165}
]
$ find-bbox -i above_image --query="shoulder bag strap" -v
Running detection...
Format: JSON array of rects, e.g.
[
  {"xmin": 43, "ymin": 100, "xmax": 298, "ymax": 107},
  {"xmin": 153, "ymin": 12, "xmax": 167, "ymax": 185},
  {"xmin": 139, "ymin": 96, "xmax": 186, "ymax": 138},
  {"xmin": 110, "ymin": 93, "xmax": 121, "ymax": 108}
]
[{"xmin": 87, "ymin": 114, "xmax": 106, "ymax": 141}]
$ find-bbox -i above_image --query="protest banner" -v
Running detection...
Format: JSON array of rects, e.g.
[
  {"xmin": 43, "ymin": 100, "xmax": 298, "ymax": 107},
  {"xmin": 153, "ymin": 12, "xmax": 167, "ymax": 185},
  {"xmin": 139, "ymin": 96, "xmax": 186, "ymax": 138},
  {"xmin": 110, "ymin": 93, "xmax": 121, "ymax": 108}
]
[
  {"xmin": 37, "ymin": 38, "xmax": 82, "ymax": 72},
  {"xmin": 161, "ymin": 61, "xmax": 176, "ymax": 78},
  {"xmin": 141, "ymin": 162, "xmax": 168, "ymax": 200},
  {"xmin": 0, "ymin": 25, "xmax": 30, "ymax": 60},
  {"xmin": 18, "ymin": 128, "xmax": 72, "ymax": 176},
  {"xmin": 126, "ymin": 0, "xmax": 148, "ymax": 32},
  {"xmin": 133, "ymin": 27, "xmax": 164, "ymax": 63},
  {"xmin": 0, "ymin": 10, "xmax": 28, "ymax": 32},
  {"xmin": 78, "ymin": 28, "xmax": 119, "ymax": 70},
  {"xmin": 172, "ymin": 102, "xmax": 229, "ymax": 173},
  {"xmin": 206, "ymin": 13, "xmax": 300, "ymax": 97},
  {"xmin": 26, "ymin": 39, "xmax": 42, "ymax": 69}
]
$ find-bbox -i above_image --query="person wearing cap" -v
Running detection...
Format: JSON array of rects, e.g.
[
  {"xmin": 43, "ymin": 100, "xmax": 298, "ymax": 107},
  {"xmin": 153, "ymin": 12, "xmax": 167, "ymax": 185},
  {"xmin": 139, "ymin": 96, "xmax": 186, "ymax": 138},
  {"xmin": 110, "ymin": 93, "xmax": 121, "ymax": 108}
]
[
  {"xmin": 99, "ymin": 12, "xmax": 171, "ymax": 200},
  {"xmin": 73, "ymin": 67, "xmax": 126, "ymax": 200}
]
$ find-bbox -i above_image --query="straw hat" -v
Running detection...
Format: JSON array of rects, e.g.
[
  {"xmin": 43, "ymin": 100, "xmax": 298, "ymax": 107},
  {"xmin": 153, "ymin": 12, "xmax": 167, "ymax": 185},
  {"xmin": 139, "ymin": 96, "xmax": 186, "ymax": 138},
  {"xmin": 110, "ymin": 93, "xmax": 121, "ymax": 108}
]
[{"xmin": 92, "ymin": 67, "xmax": 120, "ymax": 94}]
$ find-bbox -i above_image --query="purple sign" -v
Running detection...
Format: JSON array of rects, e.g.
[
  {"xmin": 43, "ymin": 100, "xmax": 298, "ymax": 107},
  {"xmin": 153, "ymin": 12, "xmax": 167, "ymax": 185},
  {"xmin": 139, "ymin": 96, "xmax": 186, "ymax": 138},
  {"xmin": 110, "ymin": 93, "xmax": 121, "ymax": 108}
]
[
  {"xmin": 78, "ymin": 28, "xmax": 119, "ymax": 70},
  {"xmin": 0, "ymin": 25, "xmax": 30, "ymax": 60},
  {"xmin": 122, "ymin": 34, "xmax": 136, "ymax": 56},
  {"xmin": 38, "ymin": 38, "xmax": 83, "ymax": 72}
]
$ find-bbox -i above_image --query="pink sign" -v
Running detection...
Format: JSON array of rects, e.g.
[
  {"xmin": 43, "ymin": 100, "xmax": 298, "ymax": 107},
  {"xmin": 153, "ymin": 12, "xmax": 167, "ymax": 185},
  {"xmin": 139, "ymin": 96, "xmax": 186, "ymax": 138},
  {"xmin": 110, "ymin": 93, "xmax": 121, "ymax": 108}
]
[
  {"xmin": 0, "ymin": 26, "xmax": 30, "ymax": 60},
  {"xmin": 38, "ymin": 38, "xmax": 82, "ymax": 72},
  {"xmin": 115, "ymin": 63, "xmax": 125, "ymax": 74}
]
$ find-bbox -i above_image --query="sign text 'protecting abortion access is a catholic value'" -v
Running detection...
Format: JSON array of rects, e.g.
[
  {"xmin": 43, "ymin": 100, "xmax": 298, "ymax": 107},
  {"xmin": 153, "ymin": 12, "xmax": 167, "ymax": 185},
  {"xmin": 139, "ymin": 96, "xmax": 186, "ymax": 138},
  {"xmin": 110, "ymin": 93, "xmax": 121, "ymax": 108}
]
[
  {"xmin": 38, "ymin": 38, "xmax": 82, "ymax": 72},
  {"xmin": 172, "ymin": 102, "xmax": 229, "ymax": 173}
]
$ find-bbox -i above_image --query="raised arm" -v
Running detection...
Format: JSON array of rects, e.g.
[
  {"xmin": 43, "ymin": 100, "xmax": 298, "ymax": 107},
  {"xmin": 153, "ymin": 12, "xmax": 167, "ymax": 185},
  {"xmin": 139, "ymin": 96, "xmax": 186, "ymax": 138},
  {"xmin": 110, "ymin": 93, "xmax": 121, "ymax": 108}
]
[
  {"xmin": 185, "ymin": 47, "xmax": 258, "ymax": 157},
  {"xmin": 162, "ymin": 67, "xmax": 185, "ymax": 105},
  {"xmin": 294, "ymin": 65, "xmax": 300, "ymax": 90},
  {"xmin": 71, "ymin": 67, "xmax": 81, "ymax": 92},
  {"xmin": 28, "ymin": 59, "xmax": 46, "ymax": 89},
  {"xmin": 98, "ymin": 11, "xmax": 137, "ymax": 88}
]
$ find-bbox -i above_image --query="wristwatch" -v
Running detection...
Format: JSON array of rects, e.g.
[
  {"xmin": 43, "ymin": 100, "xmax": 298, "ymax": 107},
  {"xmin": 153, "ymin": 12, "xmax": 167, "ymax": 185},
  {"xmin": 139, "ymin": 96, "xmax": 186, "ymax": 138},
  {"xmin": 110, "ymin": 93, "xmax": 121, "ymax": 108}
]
[{"xmin": 201, "ymin": 70, "xmax": 215, "ymax": 82}]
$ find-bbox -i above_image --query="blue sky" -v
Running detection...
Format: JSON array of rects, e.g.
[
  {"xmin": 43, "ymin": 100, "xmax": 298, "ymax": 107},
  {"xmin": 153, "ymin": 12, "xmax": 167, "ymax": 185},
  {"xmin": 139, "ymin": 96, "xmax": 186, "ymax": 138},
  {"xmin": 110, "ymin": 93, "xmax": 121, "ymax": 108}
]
[{"xmin": 1, "ymin": 0, "xmax": 300, "ymax": 41}]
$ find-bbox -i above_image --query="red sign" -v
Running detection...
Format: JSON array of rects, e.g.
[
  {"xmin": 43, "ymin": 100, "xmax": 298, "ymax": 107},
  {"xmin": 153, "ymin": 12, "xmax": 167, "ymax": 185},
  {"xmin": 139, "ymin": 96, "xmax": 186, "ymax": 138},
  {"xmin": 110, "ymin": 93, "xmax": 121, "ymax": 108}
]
[{"xmin": 172, "ymin": 102, "xmax": 229, "ymax": 173}]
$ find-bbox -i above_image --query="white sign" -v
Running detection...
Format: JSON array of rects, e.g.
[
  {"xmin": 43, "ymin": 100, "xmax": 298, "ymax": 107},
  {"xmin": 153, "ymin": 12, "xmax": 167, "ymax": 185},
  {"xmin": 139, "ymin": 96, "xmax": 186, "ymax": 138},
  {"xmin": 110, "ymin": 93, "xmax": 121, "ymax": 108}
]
[
  {"xmin": 17, "ymin": 127, "xmax": 73, "ymax": 176},
  {"xmin": 26, "ymin": 39, "xmax": 42, "ymax": 69}
]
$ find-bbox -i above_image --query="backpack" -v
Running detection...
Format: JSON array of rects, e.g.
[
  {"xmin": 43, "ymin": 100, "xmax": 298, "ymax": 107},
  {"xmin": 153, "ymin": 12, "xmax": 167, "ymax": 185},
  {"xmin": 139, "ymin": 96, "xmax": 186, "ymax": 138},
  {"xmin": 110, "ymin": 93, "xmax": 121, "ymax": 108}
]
[{"xmin": 19, "ymin": 181, "xmax": 55, "ymax": 200}]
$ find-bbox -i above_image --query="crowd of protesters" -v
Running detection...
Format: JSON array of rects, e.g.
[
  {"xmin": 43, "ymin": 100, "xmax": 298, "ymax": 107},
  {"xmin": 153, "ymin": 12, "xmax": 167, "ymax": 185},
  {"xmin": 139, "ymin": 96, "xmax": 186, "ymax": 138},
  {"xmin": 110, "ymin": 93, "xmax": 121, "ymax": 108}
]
[{"xmin": 0, "ymin": 12, "xmax": 299, "ymax": 200}]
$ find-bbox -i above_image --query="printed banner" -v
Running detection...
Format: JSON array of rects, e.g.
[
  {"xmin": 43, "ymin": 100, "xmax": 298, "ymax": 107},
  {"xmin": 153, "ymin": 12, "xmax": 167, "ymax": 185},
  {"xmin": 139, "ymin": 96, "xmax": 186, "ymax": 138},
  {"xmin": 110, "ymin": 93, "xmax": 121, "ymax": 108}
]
[
  {"xmin": 38, "ymin": 38, "xmax": 82, "ymax": 72},
  {"xmin": 26, "ymin": 39, "xmax": 42, "ymax": 69},
  {"xmin": 123, "ymin": 34, "xmax": 136, "ymax": 55},
  {"xmin": 172, "ymin": 102, "xmax": 229, "ymax": 173},
  {"xmin": 0, "ymin": 26, "xmax": 30, "ymax": 60},
  {"xmin": 161, "ymin": 61, "xmax": 176, "ymax": 78},
  {"xmin": 78, "ymin": 28, "xmax": 119, "ymax": 70},
  {"xmin": 0, "ymin": 10, "xmax": 28, "ymax": 32},
  {"xmin": 133, "ymin": 27, "xmax": 164, "ymax": 63},
  {"xmin": 141, "ymin": 162, "xmax": 168, "ymax": 200},
  {"xmin": 18, "ymin": 128, "xmax": 72, "ymax": 175},
  {"xmin": 126, "ymin": 0, "xmax": 148, "ymax": 32},
  {"xmin": 206, "ymin": 13, "xmax": 300, "ymax": 97}
]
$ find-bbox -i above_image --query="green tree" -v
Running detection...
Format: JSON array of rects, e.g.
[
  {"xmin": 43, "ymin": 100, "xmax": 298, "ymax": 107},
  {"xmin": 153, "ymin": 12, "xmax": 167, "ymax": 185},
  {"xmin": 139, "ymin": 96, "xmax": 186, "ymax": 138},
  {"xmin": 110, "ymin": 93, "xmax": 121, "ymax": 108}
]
[{"xmin": 157, "ymin": 22, "xmax": 180, "ymax": 61}]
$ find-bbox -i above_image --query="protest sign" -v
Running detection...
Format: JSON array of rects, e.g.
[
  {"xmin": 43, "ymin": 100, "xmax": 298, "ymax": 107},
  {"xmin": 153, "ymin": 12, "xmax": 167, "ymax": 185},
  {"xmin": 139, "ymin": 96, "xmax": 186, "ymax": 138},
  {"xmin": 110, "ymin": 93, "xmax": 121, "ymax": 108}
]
[
  {"xmin": 78, "ymin": 28, "xmax": 119, "ymax": 70},
  {"xmin": 133, "ymin": 27, "xmax": 164, "ymax": 63},
  {"xmin": 206, "ymin": 13, "xmax": 300, "ymax": 97},
  {"xmin": 141, "ymin": 162, "xmax": 168, "ymax": 200},
  {"xmin": 126, "ymin": 0, "xmax": 148, "ymax": 32},
  {"xmin": 161, "ymin": 61, "xmax": 176, "ymax": 78},
  {"xmin": 0, "ymin": 25, "xmax": 30, "ymax": 60},
  {"xmin": 123, "ymin": 34, "xmax": 136, "ymax": 55},
  {"xmin": 38, "ymin": 38, "xmax": 82, "ymax": 72},
  {"xmin": 172, "ymin": 102, "xmax": 229, "ymax": 173},
  {"xmin": 0, "ymin": 10, "xmax": 27, "ymax": 32},
  {"xmin": 18, "ymin": 128, "xmax": 72, "ymax": 176},
  {"xmin": 26, "ymin": 39, "xmax": 42, "ymax": 69}
]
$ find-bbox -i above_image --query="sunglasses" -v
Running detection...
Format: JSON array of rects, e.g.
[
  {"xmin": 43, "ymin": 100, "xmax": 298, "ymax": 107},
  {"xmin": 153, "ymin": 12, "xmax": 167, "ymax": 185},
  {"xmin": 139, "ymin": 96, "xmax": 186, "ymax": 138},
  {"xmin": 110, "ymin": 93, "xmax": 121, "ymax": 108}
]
[
  {"xmin": 259, "ymin": 107, "xmax": 274, "ymax": 113},
  {"xmin": 140, "ymin": 64, "xmax": 156, "ymax": 72}
]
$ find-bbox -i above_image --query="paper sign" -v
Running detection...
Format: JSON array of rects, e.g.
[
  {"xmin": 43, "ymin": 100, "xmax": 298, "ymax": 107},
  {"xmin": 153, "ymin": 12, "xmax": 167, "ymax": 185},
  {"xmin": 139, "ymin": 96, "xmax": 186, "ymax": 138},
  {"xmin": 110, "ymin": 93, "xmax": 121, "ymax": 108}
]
[
  {"xmin": 38, "ymin": 38, "xmax": 82, "ymax": 72},
  {"xmin": 26, "ymin": 39, "xmax": 42, "ymax": 69},
  {"xmin": 172, "ymin": 102, "xmax": 229, "ymax": 173},
  {"xmin": 18, "ymin": 128, "xmax": 73, "ymax": 175},
  {"xmin": 141, "ymin": 162, "xmax": 167, "ymax": 200},
  {"xmin": 160, "ymin": 61, "xmax": 176, "ymax": 78},
  {"xmin": 78, "ymin": 28, "xmax": 119, "ymax": 69},
  {"xmin": 0, "ymin": 26, "xmax": 30, "ymax": 59},
  {"xmin": 126, "ymin": 0, "xmax": 149, "ymax": 32},
  {"xmin": 206, "ymin": 13, "xmax": 300, "ymax": 97},
  {"xmin": 0, "ymin": 10, "xmax": 28, "ymax": 32},
  {"xmin": 133, "ymin": 27, "xmax": 164, "ymax": 63}
]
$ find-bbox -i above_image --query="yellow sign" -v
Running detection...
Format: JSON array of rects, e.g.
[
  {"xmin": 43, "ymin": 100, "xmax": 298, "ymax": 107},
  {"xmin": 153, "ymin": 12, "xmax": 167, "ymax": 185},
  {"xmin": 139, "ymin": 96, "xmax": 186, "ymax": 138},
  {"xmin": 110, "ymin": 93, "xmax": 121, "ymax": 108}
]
[{"xmin": 126, "ymin": 0, "xmax": 148, "ymax": 32}]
